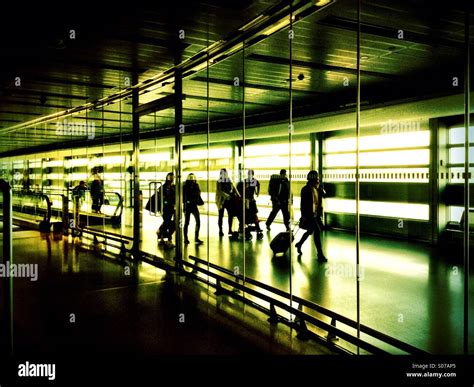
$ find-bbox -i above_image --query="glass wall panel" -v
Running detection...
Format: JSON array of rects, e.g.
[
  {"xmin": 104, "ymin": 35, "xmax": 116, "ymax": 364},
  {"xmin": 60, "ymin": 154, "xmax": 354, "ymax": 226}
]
[
  {"xmin": 360, "ymin": 1, "xmax": 467, "ymax": 354},
  {"xmin": 199, "ymin": 43, "xmax": 245, "ymax": 288},
  {"xmin": 239, "ymin": 16, "xmax": 295, "ymax": 317},
  {"xmin": 468, "ymin": 11, "xmax": 474, "ymax": 356},
  {"xmin": 139, "ymin": 102, "xmax": 175, "ymax": 257},
  {"xmin": 281, "ymin": 0, "xmax": 360, "ymax": 350}
]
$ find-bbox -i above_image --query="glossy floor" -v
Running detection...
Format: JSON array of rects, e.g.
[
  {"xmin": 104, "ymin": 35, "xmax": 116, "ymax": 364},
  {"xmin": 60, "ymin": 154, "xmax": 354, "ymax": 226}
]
[
  {"xmin": 1, "ymin": 229, "xmax": 334, "ymax": 356},
  {"xmin": 83, "ymin": 208, "xmax": 474, "ymax": 354}
]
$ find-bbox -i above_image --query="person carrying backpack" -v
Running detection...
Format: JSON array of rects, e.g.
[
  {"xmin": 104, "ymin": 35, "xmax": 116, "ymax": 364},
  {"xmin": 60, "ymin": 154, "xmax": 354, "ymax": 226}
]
[{"xmin": 265, "ymin": 169, "xmax": 290, "ymax": 231}]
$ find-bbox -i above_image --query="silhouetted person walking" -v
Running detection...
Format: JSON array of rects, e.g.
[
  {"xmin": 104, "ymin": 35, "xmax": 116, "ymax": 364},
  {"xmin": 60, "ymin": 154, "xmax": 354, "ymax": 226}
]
[
  {"xmin": 237, "ymin": 169, "xmax": 262, "ymax": 234},
  {"xmin": 295, "ymin": 170, "xmax": 327, "ymax": 262},
  {"xmin": 216, "ymin": 168, "xmax": 239, "ymax": 236},
  {"xmin": 266, "ymin": 169, "xmax": 290, "ymax": 231},
  {"xmin": 183, "ymin": 173, "xmax": 204, "ymax": 245},
  {"xmin": 158, "ymin": 172, "xmax": 176, "ymax": 248}
]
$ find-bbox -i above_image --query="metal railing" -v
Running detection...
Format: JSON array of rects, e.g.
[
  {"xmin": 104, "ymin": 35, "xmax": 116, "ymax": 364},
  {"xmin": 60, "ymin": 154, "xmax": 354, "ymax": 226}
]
[
  {"xmin": 181, "ymin": 254, "xmax": 427, "ymax": 355},
  {"xmin": 66, "ymin": 188, "xmax": 124, "ymax": 225},
  {"xmin": 11, "ymin": 190, "xmax": 51, "ymax": 223}
]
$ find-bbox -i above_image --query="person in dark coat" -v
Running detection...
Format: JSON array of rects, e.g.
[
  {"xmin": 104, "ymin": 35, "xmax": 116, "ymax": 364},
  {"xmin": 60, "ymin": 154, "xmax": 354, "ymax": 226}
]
[
  {"xmin": 90, "ymin": 170, "xmax": 104, "ymax": 213},
  {"xmin": 183, "ymin": 173, "xmax": 204, "ymax": 245},
  {"xmin": 215, "ymin": 168, "xmax": 239, "ymax": 236},
  {"xmin": 157, "ymin": 172, "xmax": 176, "ymax": 248},
  {"xmin": 295, "ymin": 170, "xmax": 327, "ymax": 262},
  {"xmin": 265, "ymin": 169, "xmax": 290, "ymax": 231},
  {"xmin": 237, "ymin": 169, "xmax": 262, "ymax": 233}
]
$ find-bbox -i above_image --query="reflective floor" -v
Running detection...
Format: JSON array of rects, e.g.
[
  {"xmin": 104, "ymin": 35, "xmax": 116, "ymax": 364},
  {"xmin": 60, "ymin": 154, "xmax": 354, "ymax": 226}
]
[
  {"xmin": 84, "ymin": 208, "xmax": 474, "ymax": 354},
  {"xmin": 1, "ymin": 229, "xmax": 333, "ymax": 355}
]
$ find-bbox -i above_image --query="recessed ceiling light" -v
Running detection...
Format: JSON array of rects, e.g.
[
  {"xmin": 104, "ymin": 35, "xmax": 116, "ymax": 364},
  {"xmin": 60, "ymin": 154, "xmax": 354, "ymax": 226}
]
[{"xmin": 360, "ymin": 55, "xmax": 369, "ymax": 60}]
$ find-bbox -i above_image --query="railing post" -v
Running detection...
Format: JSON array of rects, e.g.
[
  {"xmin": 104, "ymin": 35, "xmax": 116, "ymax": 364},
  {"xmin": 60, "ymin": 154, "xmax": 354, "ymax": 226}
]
[
  {"xmin": 0, "ymin": 179, "xmax": 13, "ymax": 354},
  {"xmin": 295, "ymin": 303, "xmax": 310, "ymax": 340},
  {"xmin": 327, "ymin": 317, "xmax": 338, "ymax": 341},
  {"xmin": 214, "ymin": 279, "xmax": 224, "ymax": 295},
  {"xmin": 268, "ymin": 303, "xmax": 279, "ymax": 324}
]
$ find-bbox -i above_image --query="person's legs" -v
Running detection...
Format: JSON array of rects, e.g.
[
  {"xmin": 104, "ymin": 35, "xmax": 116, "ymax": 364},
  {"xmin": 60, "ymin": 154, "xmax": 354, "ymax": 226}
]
[
  {"xmin": 97, "ymin": 194, "xmax": 104, "ymax": 213},
  {"xmin": 281, "ymin": 203, "xmax": 290, "ymax": 230},
  {"xmin": 218, "ymin": 208, "xmax": 224, "ymax": 236},
  {"xmin": 91, "ymin": 196, "xmax": 98, "ymax": 212},
  {"xmin": 266, "ymin": 201, "xmax": 279, "ymax": 228},
  {"xmin": 194, "ymin": 208, "xmax": 200, "ymax": 237},
  {"xmin": 156, "ymin": 207, "xmax": 173, "ymax": 244},
  {"xmin": 162, "ymin": 207, "xmax": 173, "ymax": 240},
  {"xmin": 193, "ymin": 208, "xmax": 202, "ymax": 244},
  {"xmin": 183, "ymin": 209, "xmax": 191, "ymax": 243},
  {"xmin": 295, "ymin": 230, "xmax": 312, "ymax": 254},
  {"xmin": 313, "ymin": 228, "xmax": 323, "ymax": 255},
  {"xmin": 313, "ymin": 217, "xmax": 327, "ymax": 261},
  {"xmin": 225, "ymin": 201, "xmax": 233, "ymax": 233},
  {"xmin": 250, "ymin": 201, "xmax": 261, "ymax": 232}
]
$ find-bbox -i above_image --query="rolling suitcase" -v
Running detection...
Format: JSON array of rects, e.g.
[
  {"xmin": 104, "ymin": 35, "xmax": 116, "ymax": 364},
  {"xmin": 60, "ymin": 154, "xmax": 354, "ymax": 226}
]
[
  {"xmin": 270, "ymin": 231, "xmax": 292, "ymax": 256},
  {"xmin": 270, "ymin": 223, "xmax": 300, "ymax": 257}
]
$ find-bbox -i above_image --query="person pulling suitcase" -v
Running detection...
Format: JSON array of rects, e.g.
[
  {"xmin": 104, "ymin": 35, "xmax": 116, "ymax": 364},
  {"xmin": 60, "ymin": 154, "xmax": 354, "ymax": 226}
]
[{"xmin": 295, "ymin": 170, "xmax": 328, "ymax": 262}]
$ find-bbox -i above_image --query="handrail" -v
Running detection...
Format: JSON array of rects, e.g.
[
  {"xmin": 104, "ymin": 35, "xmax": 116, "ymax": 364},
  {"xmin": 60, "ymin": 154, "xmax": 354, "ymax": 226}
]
[
  {"xmin": 66, "ymin": 187, "xmax": 123, "ymax": 219},
  {"xmin": 0, "ymin": 179, "xmax": 13, "ymax": 353},
  {"xmin": 9, "ymin": 190, "xmax": 52, "ymax": 225},
  {"xmin": 180, "ymin": 258, "xmax": 387, "ymax": 354},
  {"xmin": 107, "ymin": 191, "xmax": 124, "ymax": 219},
  {"xmin": 188, "ymin": 254, "xmax": 427, "ymax": 355},
  {"xmin": 81, "ymin": 226, "xmax": 133, "ymax": 241}
]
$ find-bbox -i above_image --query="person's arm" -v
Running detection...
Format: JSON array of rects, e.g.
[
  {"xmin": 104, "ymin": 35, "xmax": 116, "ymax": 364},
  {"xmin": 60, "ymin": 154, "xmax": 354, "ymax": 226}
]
[{"xmin": 232, "ymin": 182, "xmax": 241, "ymax": 197}]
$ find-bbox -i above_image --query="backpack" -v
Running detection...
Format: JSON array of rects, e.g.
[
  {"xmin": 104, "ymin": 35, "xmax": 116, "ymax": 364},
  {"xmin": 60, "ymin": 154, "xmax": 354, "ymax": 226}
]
[{"xmin": 268, "ymin": 175, "xmax": 279, "ymax": 196}]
